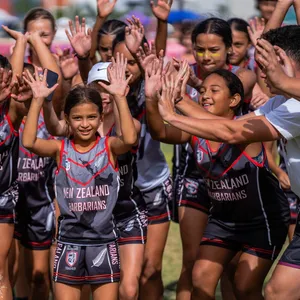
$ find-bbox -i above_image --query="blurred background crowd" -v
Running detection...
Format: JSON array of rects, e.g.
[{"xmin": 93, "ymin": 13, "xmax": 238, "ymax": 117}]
[{"xmin": 0, "ymin": 0, "xmax": 297, "ymax": 59}]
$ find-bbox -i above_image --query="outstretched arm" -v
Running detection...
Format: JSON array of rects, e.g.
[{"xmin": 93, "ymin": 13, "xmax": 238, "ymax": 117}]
[
  {"xmin": 98, "ymin": 53, "xmax": 138, "ymax": 161},
  {"xmin": 66, "ymin": 16, "xmax": 92, "ymax": 83},
  {"xmin": 22, "ymin": 68, "xmax": 61, "ymax": 158},
  {"xmin": 146, "ymin": 59, "xmax": 191, "ymax": 144},
  {"xmin": 90, "ymin": 0, "xmax": 117, "ymax": 63},
  {"xmin": 151, "ymin": 0, "xmax": 173, "ymax": 55},
  {"xmin": 263, "ymin": 0, "xmax": 293, "ymax": 32}
]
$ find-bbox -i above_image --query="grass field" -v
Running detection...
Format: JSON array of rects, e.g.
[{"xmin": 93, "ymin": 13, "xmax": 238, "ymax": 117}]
[{"xmin": 160, "ymin": 143, "xmax": 287, "ymax": 300}]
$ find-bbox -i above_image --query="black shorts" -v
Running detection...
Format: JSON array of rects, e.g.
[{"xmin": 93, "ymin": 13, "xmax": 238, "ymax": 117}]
[
  {"xmin": 143, "ymin": 177, "xmax": 172, "ymax": 225},
  {"xmin": 14, "ymin": 199, "xmax": 55, "ymax": 250},
  {"xmin": 279, "ymin": 234, "xmax": 300, "ymax": 269},
  {"xmin": 200, "ymin": 220, "xmax": 288, "ymax": 261},
  {"xmin": 116, "ymin": 209, "xmax": 147, "ymax": 245},
  {"xmin": 53, "ymin": 241, "xmax": 120, "ymax": 285},
  {"xmin": 0, "ymin": 181, "xmax": 18, "ymax": 224},
  {"xmin": 177, "ymin": 177, "xmax": 211, "ymax": 214},
  {"xmin": 285, "ymin": 191, "xmax": 300, "ymax": 224}
]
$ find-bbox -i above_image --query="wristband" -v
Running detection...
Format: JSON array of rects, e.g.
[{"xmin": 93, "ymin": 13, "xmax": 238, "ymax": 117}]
[{"xmin": 175, "ymin": 96, "xmax": 183, "ymax": 105}]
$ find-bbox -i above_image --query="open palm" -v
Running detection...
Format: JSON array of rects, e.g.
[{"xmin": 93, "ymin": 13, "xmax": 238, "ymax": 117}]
[
  {"xmin": 151, "ymin": 0, "xmax": 173, "ymax": 21},
  {"xmin": 97, "ymin": 0, "xmax": 117, "ymax": 18},
  {"xmin": 66, "ymin": 16, "xmax": 91, "ymax": 58}
]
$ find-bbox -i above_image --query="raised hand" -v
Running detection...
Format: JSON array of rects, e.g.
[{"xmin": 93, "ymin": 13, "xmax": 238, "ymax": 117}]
[
  {"xmin": 125, "ymin": 16, "xmax": 145, "ymax": 55},
  {"xmin": 151, "ymin": 0, "xmax": 173, "ymax": 21},
  {"xmin": 23, "ymin": 67, "xmax": 59, "ymax": 100},
  {"xmin": 145, "ymin": 59, "xmax": 163, "ymax": 99},
  {"xmin": 247, "ymin": 17, "xmax": 265, "ymax": 46},
  {"xmin": 157, "ymin": 73, "xmax": 176, "ymax": 120},
  {"xmin": 11, "ymin": 75, "xmax": 33, "ymax": 102},
  {"xmin": 65, "ymin": 16, "xmax": 92, "ymax": 58},
  {"xmin": 0, "ymin": 68, "xmax": 15, "ymax": 102},
  {"xmin": 173, "ymin": 57, "xmax": 201, "ymax": 90},
  {"xmin": 98, "ymin": 53, "xmax": 132, "ymax": 97},
  {"xmin": 97, "ymin": 0, "xmax": 117, "ymax": 18},
  {"xmin": 255, "ymin": 38, "xmax": 294, "ymax": 89},
  {"xmin": 136, "ymin": 41, "xmax": 164, "ymax": 72},
  {"xmin": 2, "ymin": 25, "xmax": 29, "ymax": 42},
  {"xmin": 54, "ymin": 47, "xmax": 79, "ymax": 80},
  {"xmin": 174, "ymin": 60, "xmax": 189, "ymax": 100}
]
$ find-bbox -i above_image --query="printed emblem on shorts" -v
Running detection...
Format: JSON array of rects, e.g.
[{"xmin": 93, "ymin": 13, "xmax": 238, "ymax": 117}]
[
  {"xmin": 91, "ymin": 248, "xmax": 107, "ymax": 268},
  {"xmin": 124, "ymin": 219, "xmax": 135, "ymax": 232},
  {"xmin": 196, "ymin": 148, "xmax": 203, "ymax": 163},
  {"xmin": 66, "ymin": 251, "xmax": 78, "ymax": 267},
  {"xmin": 185, "ymin": 179, "xmax": 198, "ymax": 195},
  {"xmin": 153, "ymin": 192, "xmax": 163, "ymax": 206}
]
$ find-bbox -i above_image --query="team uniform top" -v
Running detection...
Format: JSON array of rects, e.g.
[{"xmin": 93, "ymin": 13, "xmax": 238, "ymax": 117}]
[
  {"xmin": 191, "ymin": 136, "xmax": 290, "ymax": 240},
  {"xmin": 173, "ymin": 64, "xmax": 241, "ymax": 184},
  {"xmin": 108, "ymin": 126, "xmax": 144, "ymax": 220},
  {"xmin": 0, "ymin": 101, "xmax": 19, "ymax": 195},
  {"xmin": 18, "ymin": 113, "xmax": 56, "ymax": 208},
  {"xmin": 130, "ymin": 81, "xmax": 170, "ymax": 192},
  {"xmin": 55, "ymin": 134, "xmax": 119, "ymax": 245}
]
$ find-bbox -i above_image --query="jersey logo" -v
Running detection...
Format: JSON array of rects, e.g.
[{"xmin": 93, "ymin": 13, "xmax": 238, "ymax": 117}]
[
  {"xmin": 65, "ymin": 161, "xmax": 71, "ymax": 171},
  {"xmin": 66, "ymin": 251, "xmax": 78, "ymax": 267},
  {"xmin": 196, "ymin": 148, "xmax": 203, "ymax": 163},
  {"xmin": 153, "ymin": 192, "xmax": 163, "ymax": 206},
  {"xmin": 185, "ymin": 179, "xmax": 198, "ymax": 195}
]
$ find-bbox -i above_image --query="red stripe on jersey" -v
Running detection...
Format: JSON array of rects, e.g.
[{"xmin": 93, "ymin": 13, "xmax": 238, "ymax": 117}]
[
  {"xmin": 56, "ymin": 139, "xmax": 65, "ymax": 173},
  {"xmin": 105, "ymin": 137, "xmax": 118, "ymax": 171},
  {"xmin": 71, "ymin": 134, "xmax": 100, "ymax": 154},
  {"xmin": 137, "ymin": 109, "xmax": 146, "ymax": 121},
  {"xmin": 5, "ymin": 112, "xmax": 18, "ymax": 137},
  {"xmin": 19, "ymin": 146, "xmax": 34, "ymax": 158},
  {"xmin": 241, "ymin": 147, "xmax": 266, "ymax": 168},
  {"xmin": 60, "ymin": 162, "xmax": 110, "ymax": 186},
  {"xmin": 67, "ymin": 148, "xmax": 106, "ymax": 167}
]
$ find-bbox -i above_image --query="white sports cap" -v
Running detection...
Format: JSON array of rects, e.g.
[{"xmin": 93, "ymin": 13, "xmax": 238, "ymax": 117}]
[{"xmin": 87, "ymin": 62, "xmax": 111, "ymax": 85}]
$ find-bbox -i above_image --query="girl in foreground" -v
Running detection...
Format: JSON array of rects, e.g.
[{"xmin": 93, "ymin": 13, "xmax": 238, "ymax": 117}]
[
  {"xmin": 22, "ymin": 55, "xmax": 137, "ymax": 300},
  {"xmin": 146, "ymin": 62, "xmax": 289, "ymax": 299}
]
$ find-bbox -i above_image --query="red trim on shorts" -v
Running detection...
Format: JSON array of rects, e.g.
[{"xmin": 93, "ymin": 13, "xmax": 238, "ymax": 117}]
[
  {"xmin": 28, "ymin": 240, "xmax": 52, "ymax": 246},
  {"xmin": 243, "ymin": 245, "xmax": 279, "ymax": 255},
  {"xmin": 54, "ymin": 272, "xmax": 120, "ymax": 280},
  {"xmin": 148, "ymin": 212, "xmax": 169, "ymax": 221},
  {"xmin": 0, "ymin": 214, "xmax": 15, "ymax": 219},
  {"xmin": 179, "ymin": 199, "xmax": 209, "ymax": 212},
  {"xmin": 118, "ymin": 236, "xmax": 146, "ymax": 242},
  {"xmin": 201, "ymin": 237, "xmax": 232, "ymax": 247}
]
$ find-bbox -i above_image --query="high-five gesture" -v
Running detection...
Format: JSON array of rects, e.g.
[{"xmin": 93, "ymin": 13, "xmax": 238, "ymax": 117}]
[
  {"xmin": 54, "ymin": 47, "xmax": 79, "ymax": 80},
  {"xmin": 10, "ymin": 75, "xmax": 33, "ymax": 102},
  {"xmin": 136, "ymin": 41, "xmax": 164, "ymax": 73},
  {"xmin": 151, "ymin": 0, "xmax": 173, "ymax": 21},
  {"xmin": 247, "ymin": 17, "xmax": 265, "ymax": 46},
  {"xmin": 0, "ymin": 68, "xmax": 15, "ymax": 102},
  {"xmin": 145, "ymin": 59, "xmax": 163, "ymax": 99},
  {"xmin": 97, "ymin": 0, "xmax": 117, "ymax": 18},
  {"xmin": 23, "ymin": 67, "xmax": 59, "ymax": 100},
  {"xmin": 65, "ymin": 16, "xmax": 92, "ymax": 59},
  {"xmin": 125, "ymin": 16, "xmax": 145, "ymax": 55},
  {"xmin": 98, "ymin": 53, "xmax": 132, "ymax": 97}
]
